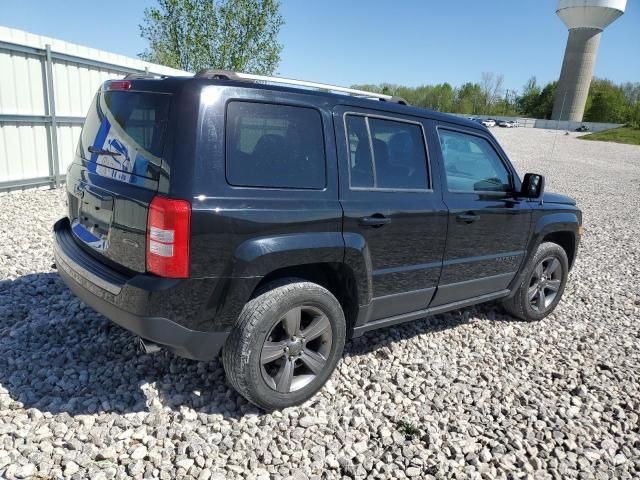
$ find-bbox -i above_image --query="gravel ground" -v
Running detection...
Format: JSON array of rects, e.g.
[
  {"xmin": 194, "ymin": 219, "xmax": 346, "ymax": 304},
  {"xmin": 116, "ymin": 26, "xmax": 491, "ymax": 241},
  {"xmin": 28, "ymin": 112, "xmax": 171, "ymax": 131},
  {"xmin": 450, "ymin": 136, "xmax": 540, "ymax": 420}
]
[{"xmin": 0, "ymin": 127, "xmax": 639, "ymax": 479}]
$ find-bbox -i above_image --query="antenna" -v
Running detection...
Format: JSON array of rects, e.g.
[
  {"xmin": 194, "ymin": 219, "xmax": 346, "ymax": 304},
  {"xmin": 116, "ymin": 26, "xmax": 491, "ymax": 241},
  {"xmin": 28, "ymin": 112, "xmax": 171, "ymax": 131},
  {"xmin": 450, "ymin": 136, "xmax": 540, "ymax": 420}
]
[{"xmin": 549, "ymin": 89, "xmax": 568, "ymax": 164}]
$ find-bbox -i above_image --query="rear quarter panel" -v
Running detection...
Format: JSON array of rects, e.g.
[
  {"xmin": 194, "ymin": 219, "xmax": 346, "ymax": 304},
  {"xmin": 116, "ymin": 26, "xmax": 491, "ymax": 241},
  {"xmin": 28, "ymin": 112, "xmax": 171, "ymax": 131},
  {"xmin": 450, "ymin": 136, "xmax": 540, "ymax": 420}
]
[{"xmin": 185, "ymin": 84, "xmax": 344, "ymax": 279}]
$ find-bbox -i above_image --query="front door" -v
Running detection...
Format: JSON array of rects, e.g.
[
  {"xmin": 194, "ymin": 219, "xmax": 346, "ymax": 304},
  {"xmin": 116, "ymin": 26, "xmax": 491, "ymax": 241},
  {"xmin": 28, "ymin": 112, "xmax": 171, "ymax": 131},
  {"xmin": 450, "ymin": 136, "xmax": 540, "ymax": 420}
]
[
  {"xmin": 334, "ymin": 107, "xmax": 448, "ymax": 325},
  {"xmin": 430, "ymin": 123, "xmax": 532, "ymax": 307}
]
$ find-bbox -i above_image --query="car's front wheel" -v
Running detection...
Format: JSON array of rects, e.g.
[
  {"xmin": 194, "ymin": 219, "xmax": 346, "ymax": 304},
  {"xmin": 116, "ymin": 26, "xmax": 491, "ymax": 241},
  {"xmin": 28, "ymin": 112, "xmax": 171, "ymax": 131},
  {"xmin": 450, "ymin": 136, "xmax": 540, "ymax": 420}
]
[
  {"xmin": 502, "ymin": 242, "xmax": 569, "ymax": 321},
  {"xmin": 222, "ymin": 279, "xmax": 346, "ymax": 410}
]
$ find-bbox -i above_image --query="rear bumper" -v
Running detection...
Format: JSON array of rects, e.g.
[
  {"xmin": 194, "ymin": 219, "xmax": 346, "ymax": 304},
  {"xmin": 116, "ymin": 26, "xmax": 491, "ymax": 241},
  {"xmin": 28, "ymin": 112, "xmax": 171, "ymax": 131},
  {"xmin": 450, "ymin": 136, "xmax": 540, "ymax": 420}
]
[{"xmin": 53, "ymin": 217, "xmax": 228, "ymax": 360}]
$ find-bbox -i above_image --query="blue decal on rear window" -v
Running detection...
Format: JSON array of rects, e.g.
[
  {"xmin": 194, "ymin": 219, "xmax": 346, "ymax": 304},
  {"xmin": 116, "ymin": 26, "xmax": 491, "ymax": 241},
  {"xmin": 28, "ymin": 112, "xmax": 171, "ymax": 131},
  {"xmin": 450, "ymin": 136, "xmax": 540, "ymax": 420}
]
[
  {"xmin": 87, "ymin": 118, "xmax": 111, "ymax": 174},
  {"xmin": 79, "ymin": 90, "xmax": 170, "ymax": 184}
]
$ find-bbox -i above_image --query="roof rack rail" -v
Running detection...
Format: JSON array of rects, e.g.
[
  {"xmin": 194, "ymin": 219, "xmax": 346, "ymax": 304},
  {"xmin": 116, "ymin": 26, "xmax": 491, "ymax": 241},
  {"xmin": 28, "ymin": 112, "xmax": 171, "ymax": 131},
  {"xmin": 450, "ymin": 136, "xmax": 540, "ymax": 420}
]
[
  {"xmin": 194, "ymin": 69, "xmax": 408, "ymax": 105},
  {"xmin": 123, "ymin": 72, "xmax": 167, "ymax": 80}
]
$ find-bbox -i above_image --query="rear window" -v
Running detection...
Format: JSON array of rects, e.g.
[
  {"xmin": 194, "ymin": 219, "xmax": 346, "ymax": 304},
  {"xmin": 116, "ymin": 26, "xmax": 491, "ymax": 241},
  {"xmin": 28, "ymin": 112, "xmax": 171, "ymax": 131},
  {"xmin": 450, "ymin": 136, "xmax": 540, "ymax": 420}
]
[
  {"xmin": 225, "ymin": 101, "xmax": 326, "ymax": 189},
  {"xmin": 79, "ymin": 90, "xmax": 170, "ymax": 181},
  {"xmin": 345, "ymin": 114, "xmax": 430, "ymax": 190}
]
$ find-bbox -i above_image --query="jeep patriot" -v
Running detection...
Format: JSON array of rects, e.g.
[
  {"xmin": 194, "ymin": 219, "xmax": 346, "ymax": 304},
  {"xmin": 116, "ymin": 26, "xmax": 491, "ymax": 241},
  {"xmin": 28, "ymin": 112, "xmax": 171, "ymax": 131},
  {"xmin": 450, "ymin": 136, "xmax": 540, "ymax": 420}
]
[{"xmin": 53, "ymin": 70, "xmax": 582, "ymax": 410}]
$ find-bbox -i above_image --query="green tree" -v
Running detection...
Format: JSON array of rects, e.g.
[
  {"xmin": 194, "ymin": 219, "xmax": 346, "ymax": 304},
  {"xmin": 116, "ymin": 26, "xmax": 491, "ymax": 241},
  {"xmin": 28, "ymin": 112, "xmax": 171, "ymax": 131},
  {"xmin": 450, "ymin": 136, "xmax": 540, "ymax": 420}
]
[
  {"xmin": 432, "ymin": 83, "xmax": 455, "ymax": 112},
  {"xmin": 628, "ymin": 102, "xmax": 640, "ymax": 128},
  {"xmin": 490, "ymin": 97, "xmax": 520, "ymax": 116},
  {"xmin": 621, "ymin": 82, "xmax": 640, "ymax": 105},
  {"xmin": 139, "ymin": 0, "xmax": 284, "ymax": 74},
  {"xmin": 584, "ymin": 79, "xmax": 628, "ymax": 123},
  {"xmin": 531, "ymin": 82, "xmax": 557, "ymax": 119},
  {"xmin": 518, "ymin": 77, "xmax": 541, "ymax": 116},
  {"xmin": 351, "ymin": 84, "xmax": 384, "ymax": 94},
  {"xmin": 455, "ymin": 82, "xmax": 484, "ymax": 115}
]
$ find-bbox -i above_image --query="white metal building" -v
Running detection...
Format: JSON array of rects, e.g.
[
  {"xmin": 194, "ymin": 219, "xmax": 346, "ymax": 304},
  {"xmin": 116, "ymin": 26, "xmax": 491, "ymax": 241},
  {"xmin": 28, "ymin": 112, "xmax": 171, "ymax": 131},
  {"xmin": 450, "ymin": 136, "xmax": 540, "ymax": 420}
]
[{"xmin": 0, "ymin": 26, "xmax": 189, "ymax": 192}]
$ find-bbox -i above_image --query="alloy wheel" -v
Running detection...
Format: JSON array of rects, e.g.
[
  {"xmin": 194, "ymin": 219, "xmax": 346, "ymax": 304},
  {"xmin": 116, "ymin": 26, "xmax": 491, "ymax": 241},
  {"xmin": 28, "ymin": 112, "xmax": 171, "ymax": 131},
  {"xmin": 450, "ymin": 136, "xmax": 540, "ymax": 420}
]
[
  {"xmin": 260, "ymin": 305, "xmax": 333, "ymax": 393},
  {"xmin": 528, "ymin": 256, "xmax": 563, "ymax": 313}
]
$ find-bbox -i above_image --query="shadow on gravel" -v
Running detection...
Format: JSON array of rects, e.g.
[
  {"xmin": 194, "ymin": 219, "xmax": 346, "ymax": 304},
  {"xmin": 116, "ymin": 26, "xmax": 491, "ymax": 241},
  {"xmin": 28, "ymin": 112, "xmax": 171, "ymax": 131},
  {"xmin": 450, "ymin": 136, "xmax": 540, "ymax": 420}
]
[{"xmin": 0, "ymin": 272, "xmax": 498, "ymax": 418}]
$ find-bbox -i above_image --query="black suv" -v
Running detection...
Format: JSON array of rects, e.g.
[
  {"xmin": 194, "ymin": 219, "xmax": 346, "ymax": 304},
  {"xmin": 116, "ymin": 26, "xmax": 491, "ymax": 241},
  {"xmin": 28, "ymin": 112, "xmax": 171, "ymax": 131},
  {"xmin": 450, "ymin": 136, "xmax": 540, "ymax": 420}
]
[{"xmin": 53, "ymin": 71, "xmax": 582, "ymax": 410}]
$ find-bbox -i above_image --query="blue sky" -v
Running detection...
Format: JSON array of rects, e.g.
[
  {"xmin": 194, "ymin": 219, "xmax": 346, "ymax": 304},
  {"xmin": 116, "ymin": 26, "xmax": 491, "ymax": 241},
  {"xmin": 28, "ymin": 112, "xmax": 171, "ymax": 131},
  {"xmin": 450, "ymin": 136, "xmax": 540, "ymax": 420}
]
[{"xmin": 2, "ymin": 0, "xmax": 638, "ymax": 93}]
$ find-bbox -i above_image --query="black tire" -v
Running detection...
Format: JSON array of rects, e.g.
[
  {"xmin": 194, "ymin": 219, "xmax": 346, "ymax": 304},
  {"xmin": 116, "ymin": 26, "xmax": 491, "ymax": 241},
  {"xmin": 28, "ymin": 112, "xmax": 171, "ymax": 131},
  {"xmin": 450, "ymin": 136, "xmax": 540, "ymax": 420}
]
[
  {"xmin": 502, "ymin": 242, "xmax": 569, "ymax": 321},
  {"xmin": 222, "ymin": 278, "xmax": 346, "ymax": 411}
]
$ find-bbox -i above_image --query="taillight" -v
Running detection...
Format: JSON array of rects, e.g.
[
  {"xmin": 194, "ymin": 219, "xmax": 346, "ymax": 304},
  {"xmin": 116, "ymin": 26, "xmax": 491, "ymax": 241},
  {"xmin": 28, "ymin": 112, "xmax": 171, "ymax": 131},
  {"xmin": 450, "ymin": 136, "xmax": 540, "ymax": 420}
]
[
  {"xmin": 146, "ymin": 196, "xmax": 191, "ymax": 278},
  {"xmin": 108, "ymin": 80, "xmax": 132, "ymax": 91}
]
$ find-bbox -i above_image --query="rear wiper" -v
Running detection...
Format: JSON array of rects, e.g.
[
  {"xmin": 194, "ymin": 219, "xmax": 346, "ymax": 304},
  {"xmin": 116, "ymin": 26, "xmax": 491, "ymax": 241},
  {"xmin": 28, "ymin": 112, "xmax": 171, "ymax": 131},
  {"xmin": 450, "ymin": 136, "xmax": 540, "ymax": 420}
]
[{"xmin": 88, "ymin": 146, "xmax": 121, "ymax": 156}]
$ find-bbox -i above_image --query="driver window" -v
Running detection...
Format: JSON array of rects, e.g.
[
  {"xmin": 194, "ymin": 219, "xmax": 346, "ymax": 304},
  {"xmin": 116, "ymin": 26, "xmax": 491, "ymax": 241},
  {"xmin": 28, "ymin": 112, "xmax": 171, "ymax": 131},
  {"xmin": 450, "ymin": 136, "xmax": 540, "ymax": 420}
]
[{"xmin": 437, "ymin": 129, "xmax": 511, "ymax": 192}]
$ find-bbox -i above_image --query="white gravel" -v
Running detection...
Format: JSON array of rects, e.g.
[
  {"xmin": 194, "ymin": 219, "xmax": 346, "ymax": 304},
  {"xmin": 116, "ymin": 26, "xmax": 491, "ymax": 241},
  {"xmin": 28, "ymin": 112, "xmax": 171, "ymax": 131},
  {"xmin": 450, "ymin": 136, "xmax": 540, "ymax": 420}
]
[{"xmin": 0, "ymin": 128, "xmax": 639, "ymax": 479}]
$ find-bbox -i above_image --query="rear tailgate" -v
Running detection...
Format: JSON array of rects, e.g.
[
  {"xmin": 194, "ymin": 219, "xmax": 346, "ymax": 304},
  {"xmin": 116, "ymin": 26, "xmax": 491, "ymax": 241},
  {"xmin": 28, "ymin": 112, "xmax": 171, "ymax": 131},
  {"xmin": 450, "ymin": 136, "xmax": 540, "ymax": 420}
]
[{"xmin": 66, "ymin": 82, "xmax": 171, "ymax": 273}]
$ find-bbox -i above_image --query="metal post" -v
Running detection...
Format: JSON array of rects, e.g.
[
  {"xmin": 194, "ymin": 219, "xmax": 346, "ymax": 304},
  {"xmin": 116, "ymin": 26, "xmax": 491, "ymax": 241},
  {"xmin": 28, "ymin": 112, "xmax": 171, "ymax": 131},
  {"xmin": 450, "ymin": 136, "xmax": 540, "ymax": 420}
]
[{"xmin": 45, "ymin": 44, "xmax": 61, "ymax": 188}]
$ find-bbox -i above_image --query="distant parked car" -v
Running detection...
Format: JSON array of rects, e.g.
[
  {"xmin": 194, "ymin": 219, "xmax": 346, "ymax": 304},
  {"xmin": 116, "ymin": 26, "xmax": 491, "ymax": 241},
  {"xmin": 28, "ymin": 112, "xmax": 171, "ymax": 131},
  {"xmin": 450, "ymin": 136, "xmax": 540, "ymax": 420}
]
[
  {"xmin": 497, "ymin": 120, "xmax": 510, "ymax": 127},
  {"xmin": 509, "ymin": 120, "xmax": 521, "ymax": 128},
  {"xmin": 481, "ymin": 119, "xmax": 496, "ymax": 127},
  {"xmin": 576, "ymin": 125, "xmax": 589, "ymax": 132}
]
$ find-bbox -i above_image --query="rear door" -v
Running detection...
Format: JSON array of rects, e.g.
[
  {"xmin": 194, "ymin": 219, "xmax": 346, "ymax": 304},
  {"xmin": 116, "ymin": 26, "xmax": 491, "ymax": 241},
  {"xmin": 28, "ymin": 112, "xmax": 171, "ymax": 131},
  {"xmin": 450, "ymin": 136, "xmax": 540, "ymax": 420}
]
[
  {"xmin": 334, "ymin": 106, "xmax": 448, "ymax": 325},
  {"xmin": 429, "ymin": 123, "xmax": 531, "ymax": 306},
  {"xmin": 66, "ymin": 82, "xmax": 172, "ymax": 272}
]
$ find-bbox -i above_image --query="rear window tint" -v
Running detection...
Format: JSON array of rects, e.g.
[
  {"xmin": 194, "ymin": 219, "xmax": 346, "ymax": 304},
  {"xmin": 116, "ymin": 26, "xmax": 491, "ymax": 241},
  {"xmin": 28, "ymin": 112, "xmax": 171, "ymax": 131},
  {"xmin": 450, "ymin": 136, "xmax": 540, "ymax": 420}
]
[
  {"xmin": 345, "ymin": 114, "xmax": 430, "ymax": 190},
  {"xmin": 79, "ymin": 91, "xmax": 170, "ymax": 181},
  {"xmin": 369, "ymin": 118, "xmax": 429, "ymax": 190},
  {"xmin": 345, "ymin": 115, "xmax": 374, "ymax": 188},
  {"xmin": 225, "ymin": 101, "xmax": 326, "ymax": 189}
]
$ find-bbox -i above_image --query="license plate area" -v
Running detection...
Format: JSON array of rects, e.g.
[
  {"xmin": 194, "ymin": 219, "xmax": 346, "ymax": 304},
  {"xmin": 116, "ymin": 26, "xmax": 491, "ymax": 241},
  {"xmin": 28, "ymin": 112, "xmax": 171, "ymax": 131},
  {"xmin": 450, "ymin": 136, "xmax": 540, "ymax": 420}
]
[{"xmin": 72, "ymin": 186, "xmax": 114, "ymax": 252}]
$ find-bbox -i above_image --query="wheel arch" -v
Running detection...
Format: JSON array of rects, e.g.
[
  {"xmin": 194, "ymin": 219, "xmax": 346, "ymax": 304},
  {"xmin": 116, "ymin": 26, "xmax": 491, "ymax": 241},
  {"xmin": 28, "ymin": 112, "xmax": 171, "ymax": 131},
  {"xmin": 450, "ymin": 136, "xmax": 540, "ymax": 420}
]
[
  {"xmin": 533, "ymin": 211, "xmax": 581, "ymax": 270},
  {"xmin": 229, "ymin": 231, "xmax": 373, "ymax": 333},
  {"xmin": 506, "ymin": 211, "xmax": 580, "ymax": 298},
  {"xmin": 250, "ymin": 262, "xmax": 361, "ymax": 337},
  {"xmin": 541, "ymin": 230, "xmax": 577, "ymax": 270}
]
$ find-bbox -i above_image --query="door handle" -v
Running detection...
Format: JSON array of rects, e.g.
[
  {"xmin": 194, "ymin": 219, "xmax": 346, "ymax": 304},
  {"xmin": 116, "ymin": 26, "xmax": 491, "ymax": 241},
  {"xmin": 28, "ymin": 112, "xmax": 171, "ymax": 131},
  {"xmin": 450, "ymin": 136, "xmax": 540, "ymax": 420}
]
[
  {"xmin": 456, "ymin": 213, "xmax": 480, "ymax": 224},
  {"xmin": 358, "ymin": 214, "xmax": 391, "ymax": 228}
]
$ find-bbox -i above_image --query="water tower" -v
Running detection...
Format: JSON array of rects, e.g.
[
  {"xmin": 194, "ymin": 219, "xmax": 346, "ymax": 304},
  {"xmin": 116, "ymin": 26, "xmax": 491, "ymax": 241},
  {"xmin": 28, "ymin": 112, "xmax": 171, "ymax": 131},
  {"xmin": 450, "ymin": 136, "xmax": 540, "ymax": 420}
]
[{"xmin": 551, "ymin": 0, "xmax": 626, "ymax": 121}]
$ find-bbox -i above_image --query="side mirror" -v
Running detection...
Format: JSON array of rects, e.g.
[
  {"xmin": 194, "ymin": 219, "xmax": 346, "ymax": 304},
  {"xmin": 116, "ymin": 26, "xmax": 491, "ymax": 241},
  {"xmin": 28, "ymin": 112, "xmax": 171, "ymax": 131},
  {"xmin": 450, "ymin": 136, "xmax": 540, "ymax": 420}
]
[{"xmin": 521, "ymin": 173, "xmax": 545, "ymax": 199}]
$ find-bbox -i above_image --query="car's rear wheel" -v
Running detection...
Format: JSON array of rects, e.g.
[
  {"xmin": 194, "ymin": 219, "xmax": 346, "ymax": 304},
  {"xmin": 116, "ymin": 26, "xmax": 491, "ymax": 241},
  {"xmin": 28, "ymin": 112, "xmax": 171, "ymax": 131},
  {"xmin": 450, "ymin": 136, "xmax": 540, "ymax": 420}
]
[
  {"xmin": 222, "ymin": 279, "xmax": 346, "ymax": 410},
  {"xmin": 502, "ymin": 242, "xmax": 569, "ymax": 321}
]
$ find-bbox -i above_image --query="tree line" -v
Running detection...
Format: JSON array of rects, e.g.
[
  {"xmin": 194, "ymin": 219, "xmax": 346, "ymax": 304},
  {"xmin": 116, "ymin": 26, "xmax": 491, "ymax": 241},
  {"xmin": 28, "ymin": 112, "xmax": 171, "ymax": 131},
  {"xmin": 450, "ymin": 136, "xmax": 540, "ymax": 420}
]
[{"xmin": 353, "ymin": 75, "xmax": 640, "ymax": 125}]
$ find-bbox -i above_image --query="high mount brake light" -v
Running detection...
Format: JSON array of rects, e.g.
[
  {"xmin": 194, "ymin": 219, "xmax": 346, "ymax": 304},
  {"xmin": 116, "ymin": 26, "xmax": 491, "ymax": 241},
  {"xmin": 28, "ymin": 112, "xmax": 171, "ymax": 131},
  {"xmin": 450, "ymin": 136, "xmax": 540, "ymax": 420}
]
[
  {"xmin": 146, "ymin": 196, "xmax": 191, "ymax": 278},
  {"xmin": 108, "ymin": 80, "xmax": 132, "ymax": 91}
]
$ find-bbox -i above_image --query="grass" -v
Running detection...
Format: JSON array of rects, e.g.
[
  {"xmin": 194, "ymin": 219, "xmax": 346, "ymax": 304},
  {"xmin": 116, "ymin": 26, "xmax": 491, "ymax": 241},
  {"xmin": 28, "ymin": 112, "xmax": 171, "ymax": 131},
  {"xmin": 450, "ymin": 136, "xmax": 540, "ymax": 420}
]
[
  {"xmin": 579, "ymin": 126, "xmax": 640, "ymax": 146},
  {"xmin": 396, "ymin": 420, "xmax": 420, "ymax": 439}
]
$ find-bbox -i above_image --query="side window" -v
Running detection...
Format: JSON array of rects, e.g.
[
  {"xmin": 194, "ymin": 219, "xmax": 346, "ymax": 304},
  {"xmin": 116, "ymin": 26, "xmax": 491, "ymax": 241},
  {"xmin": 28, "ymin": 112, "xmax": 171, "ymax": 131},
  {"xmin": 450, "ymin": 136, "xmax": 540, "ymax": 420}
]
[
  {"xmin": 345, "ymin": 115, "xmax": 374, "ymax": 188},
  {"xmin": 438, "ymin": 129, "xmax": 511, "ymax": 192},
  {"xmin": 226, "ymin": 102, "xmax": 326, "ymax": 189},
  {"xmin": 368, "ymin": 118, "xmax": 429, "ymax": 189},
  {"xmin": 345, "ymin": 114, "xmax": 429, "ymax": 190}
]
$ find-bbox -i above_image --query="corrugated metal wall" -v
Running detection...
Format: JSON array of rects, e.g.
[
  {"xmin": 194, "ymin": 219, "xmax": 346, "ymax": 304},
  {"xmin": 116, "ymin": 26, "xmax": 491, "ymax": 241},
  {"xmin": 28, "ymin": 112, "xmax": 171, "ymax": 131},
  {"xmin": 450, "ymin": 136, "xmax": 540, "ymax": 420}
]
[{"xmin": 0, "ymin": 26, "xmax": 190, "ymax": 192}]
